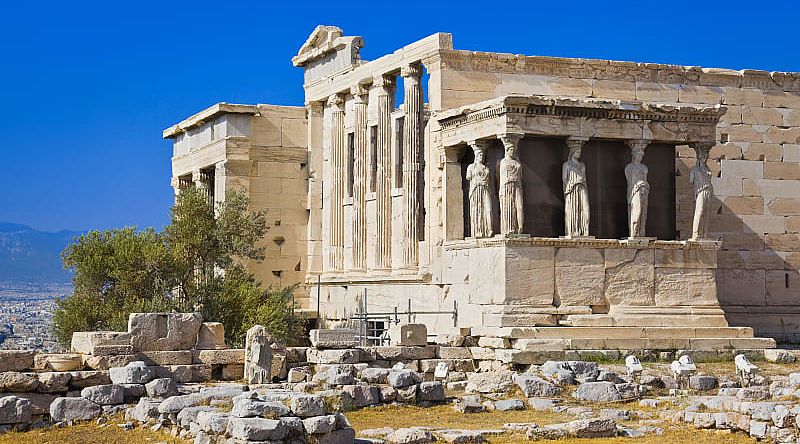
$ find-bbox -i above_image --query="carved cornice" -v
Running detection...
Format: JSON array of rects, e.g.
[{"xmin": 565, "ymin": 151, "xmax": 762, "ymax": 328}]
[
  {"xmin": 439, "ymin": 96, "xmax": 726, "ymax": 130},
  {"xmin": 444, "ymin": 236, "xmax": 721, "ymax": 251}
]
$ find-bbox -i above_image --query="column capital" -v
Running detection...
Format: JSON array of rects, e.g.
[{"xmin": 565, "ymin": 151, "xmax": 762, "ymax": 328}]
[
  {"xmin": 307, "ymin": 101, "xmax": 325, "ymax": 117},
  {"xmin": 565, "ymin": 137, "xmax": 589, "ymax": 151},
  {"xmin": 468, "ymin": 139, "xmax": 492, "ymax": 152},
  {"xmin": 372, "ymin": 74, "xmax": 395, "ymax": 92},
  {"xmin": 690, "ymin": 141, "xmax": 715, "ymax": 158},
  {"xmin": 499, "ymin": 132, "xmax": 524, "ymax": 148},
  {"xmin": 327, "ymin": 93, "xmax": 345, "ymax": 110},
  {"xmin": 400, "ymin": 63, "xmax": 423, "ymax": 78},
  {"xmin": 625, "ymin": 139, "xmax": 651, "ymax": 152},
  {"xmin": 350, "ymin": 84, "xmax": 369, "ymax": 103}
]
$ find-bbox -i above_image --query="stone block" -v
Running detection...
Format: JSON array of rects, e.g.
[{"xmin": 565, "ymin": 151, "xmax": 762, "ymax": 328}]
[
  {"xmin": 49, "ymin": 397, "xmax": 102, "ymax": 422},
  {"xmin": 80, "ymin": 384, "xmax": 124, "ymax": 405},
  {"xmin": 83, "ymin": 354, "xmax": 140, "ymax": 371},
  {"xmin": 306, "ymin": 349, "xmax": 361, "ymax": 364},
  {"xmin": 0, "ymin": 351, "xmax": 34, "ymax": 372},
  {"xmin": 0, "ymin": 392, "xmax": 57, "ymax": 415},
  {"xmin": 0, "ymin": 396, "xmax": 31, "ymax": 424},
  {"xmin": 766, "ymin": 270, "xmax": 800, "ymax": 305},
  {"xmin": 655, "ymin": 249, "xmax": 716, "ymax": 269},
  {"xmin": 219, "ymin": 364, "xmax": 244, "ymax": 381},
  {"xmin": 36, "ymin": 372, "xmax": 71, "ymax": 393},
  {"xmin": 0, "ymin": 373, "xmax": 40, "ymax": 392},
  {"xmin": 654, "ymin": 268, "xmax": 718, "ymax": 306},
  {"xmin": 436, "ymin": 347, "xmax": 472, "ymax": 360},
  {"xmin": 70, "ymin": 332, "xmax": 131, "ymax": 355},
  {"xmin": 153, "ymin": 364, "xmax": 212, "ymax": 383},
  {"xmin": 109, "ymin": 361, "xmax": 155, "ymax": 385},
  {"xmin": 555, "ymin": 247, "xmax": 605, "ymax": 306},
  {"xmin": 194, "ymin": 349, "xmax": 245, "ymax": 365},
  {"xmin": 128, "ymin": 312, "xmax": 202, "ymax": 352},
  {"xmin": 196, "ymin": 322, "xmax": 226, "ymax": 350},
  {"xmin": 228, "ymin": 417, "xmax": 288, "ymax": 441},
  {"xmin": 68, "ymin": 371, "xmax": 111, "ymax": 389},
  {"xmin": 505, "ymin": 246, "xmax": 555, "ymax": 305},
  {"xmin": 495, "ymin": 349, "xmax": 560, "ymax": 365},
  {"xmin": 388, "ymin": 324, "xmax": 427, "ymax": 346},
  {"xmin": 136, "ymin": 351, "xmax": 193, "ymax": 366},
  {"xmin": 604, "ymin": 249, "xmax": 654, "ymax": 306},
  {"xmin": 309, "ymin": 329, "xmax": 358, "ymax": 349},
  {"xmin": 477, "ymin": 337, "xmax": 509, "ymax": 349},
  {"xmin": 513, "ymin": 338, "xmax": 570, "ymax": 351}
]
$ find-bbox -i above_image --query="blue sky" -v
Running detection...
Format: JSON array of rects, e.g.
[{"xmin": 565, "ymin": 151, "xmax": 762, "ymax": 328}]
[{"xmin": 1, "ymin": 0, "xmax": 797, "ymax": 232}]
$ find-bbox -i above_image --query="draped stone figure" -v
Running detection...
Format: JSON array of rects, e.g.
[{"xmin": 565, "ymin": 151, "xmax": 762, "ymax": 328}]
[
  {"xmin": 499, "ymin": 134, "xmax": 524, "ymax": 235},
  {"xmin": 625, "ymin": 140, "xmax": 650, "ymax": 238},
  {"xmin": 562, "ymin": 139, "xmax": 590, "ymax": 237},
  {"xmin": 466, "ymin": 141, "xmax": 494, "ymax": 238},
  {"xmin": 689, "ymin": 144, "xmax": 714, "ymax": 240}
]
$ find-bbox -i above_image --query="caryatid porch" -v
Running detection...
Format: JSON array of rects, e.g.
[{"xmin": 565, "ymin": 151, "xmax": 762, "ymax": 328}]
[{"xmin": 435, "ymin": 95, "xmax": 730, "ymax": 328}]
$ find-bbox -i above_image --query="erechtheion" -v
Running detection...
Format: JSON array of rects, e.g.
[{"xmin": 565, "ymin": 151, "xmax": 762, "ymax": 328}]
[{"xmin": 164, "ymin": 26, "xmax": 800, "ymax": 349}]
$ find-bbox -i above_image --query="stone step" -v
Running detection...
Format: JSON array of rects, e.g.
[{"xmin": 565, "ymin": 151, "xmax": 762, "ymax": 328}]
[
  {"xmin": 472, "ymin": 326, "xmax": 756, "ymax": 340},
  {"xmin": 506, "ymin": 335, "xmax": 775, "ymax": 352}
]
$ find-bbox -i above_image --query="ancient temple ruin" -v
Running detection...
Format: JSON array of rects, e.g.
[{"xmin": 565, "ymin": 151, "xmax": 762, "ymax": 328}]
[{"xmin": 164, "ymin": 26, "xmax": 800, "ymax": 348}]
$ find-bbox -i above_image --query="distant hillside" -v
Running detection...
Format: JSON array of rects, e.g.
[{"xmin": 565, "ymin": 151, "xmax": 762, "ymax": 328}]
[{"xmin": 0, "ymin": 223, "xmax": 81, "ymax": 284}]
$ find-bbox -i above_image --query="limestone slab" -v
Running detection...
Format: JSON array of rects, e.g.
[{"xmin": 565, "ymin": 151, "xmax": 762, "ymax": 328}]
[
  {"xmin": 555, "ymin": 247, "xmax": 605, "ymax": 306},
  {"xmin": 654, "ymin": 268, "xmax": 718, "ymax": 306},
  {"xmin": 604, "ymin": 249, "xmax": 654, "ymax": 306}
]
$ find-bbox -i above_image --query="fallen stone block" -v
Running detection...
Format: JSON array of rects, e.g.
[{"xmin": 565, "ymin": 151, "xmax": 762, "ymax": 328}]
[
  {"xmin": 83, "ymin": 354, "xmax": 140, "ymax": 371},
  {"xmin": 196, "ymin": 322, "xmax": 226, "ymax": 350},
  {"xmin": 388, "ymin": 370, "xmax": 421, "ymax": 388},
  {"xmin": 385, "ymin": 427, "xmax": 435, "ymax": 443},
  {"xmin": 374, "ymin": 346, "xmax": 437, "ymax": 361},
  {"xmin": 0, "ymin": 392, "xmax": 57, "ymax": 415},
  {"xmin": 231, "ymin": 396, "xmax": 290, "ymax": 419},
  {"xmin": 514, "ymin": 374, "xmax": 561, "ymax": 398},
  {"xmin": 128, "ymin": 312, "xmax": 202, "ymax": 352},
  {"xmin": 418, "ymin": 381, "xmax": 445, "ymax": 402},
  {"xmin": 176, "ymin": 405, "xmax": 216, "ymax": 430},
  {"xmin": 109, "ymin": 361, "xmax": 155, "ymax": 384},
  {"xmin": 70, "ymin": 331, "xmax": 131, "ymax": 355},
  {"xmin": 35, "ymin": 372, "xmax": 71, "ymax": 394},
  {"xmin": 49, "ymin": 397, "xmax": 102, "ymax": 422},
  {"xmin": 0, "ymin": 351, "xmax": 35, "ymax": 372},
  {"xmin": 144, "ymin": 378, "xmax": 177, "ymax": 398},
  {"xmin": 80, "ymin": 384, "xmax": 124, "ymax": 405},
  {"xmin": 219, "ymin": 363, "xmax": 244, "ymax": 381},
  {"xmin": 528, "ymin": 418, "xmax": 617, "ymax": 439},
  {"xmin": 290, "ymin": 394, "xmax": 325, "ymax": 417},
  {"xmin": 313, "ymin": 364, "xmax": 358, "ymax": 386},
  {"xmin": 465, "ymin": 371, "xmax": 515, "ymax": 394},
  {"xmin": 574, "ymin": 382, "xmax": 623, "ymax": 403},
  {"xmin": 0, "ymin": 396, "xmax": 31, "ymax": 424},
  {"xmin": 494, "ymin": 399, "xmax": 525, "ymax": 411},
  {"xmin": 360, "ymin": 367, "xmax": 390, "ymax": 384},
  {"xmin": 306, "ymin": 348, "xmax": 361, "ymax": 365},
  {"xmin": 285, "ymin": 347, "xmax": 308, "ymax": 363},
  {"xmin": 288, "ymin": 366, "xmax": 311, "ymax": 383},
  {"xmin": 309, "ymin": 329, "xmax": 358, "ymax": 349},
  {"xmin": 153, "ymin": 364, "xmax": 212, "ymax": 383},
  {"xmin": 136, "ymin": 351, "xmax": 193, "ymax": 366},
  {"xmin": 119, "ymin": 383, "xmax": 145, "ymax": 403},
  {"xmin": 389, "ymin": 324, "xmax": 427, "ymax": 346},
  {"xmin": 343, "ymin": 384, "xmax": 381, "ymax": 407},
  {"xmin": 0, "ymin": 372, "xmax": 40, "ymax": 392},
  {"xmin": 228, "ymin": 417, "xmax": 288, "ymax": 441},
  {"xmin": 198, "ymin": 384, "xmax": 246, "ymax": 402},
  {"xmin": 194, "ymin": 349, "xmax": 244, "ymax": 365},
  {"xmin": 303, "ymin": 414, "xmax": 337, "ymax": 434},
  {"xmin": 454, "ymin": 395, "xmax": 484, "ymax": 413},
  {"xmin": 197, "ymin": 410, "xmax": 229, "ymax": 434},
  {"xmin": 397, "ymin": 384, "xmax": 418, "ymax": 404},
  {"xmin": 689, "ymin": 375, "xmax": 718, "ymax": 391}
]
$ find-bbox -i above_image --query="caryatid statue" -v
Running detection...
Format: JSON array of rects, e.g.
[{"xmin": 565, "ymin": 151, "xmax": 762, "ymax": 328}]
[
  {"xmin": 562, "ymin": 138, "xmax": 590, "ymax": 237},
  {"xmin": 466, "ymin": 140, "xmax": 494, "ymax": 238},
  {"xmin": 689, "ymin": 142, "xmax": 714, "ymax": 240},
  {"xmin": 499, "ymin": 134, "xmax": 524, "ymax": 235},
  {"xmin": 625, "ymin": 140, "xmax": 650, "ymax": 238}
]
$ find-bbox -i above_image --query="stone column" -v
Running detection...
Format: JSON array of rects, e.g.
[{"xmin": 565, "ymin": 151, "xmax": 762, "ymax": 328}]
[
  {"xmin": 624, "ymin": 139, "xmax": 650, "ymax": 238},
  {"xmin": 563, "ymin": 138, "xmax": 590, "ymax": 237},
  {"xmin": 306, "ymin": 101, "xmax": 325, "ymax": 274},
  {"xmin": 214, "ymin": 161, "xmax": 227, "ymax": 206},
  {"xmin": 374, "ymin": 74, "xmax": 395, "ymax": 269},
  {"xmin": 499, "ymin": 133, "xmax": 524, "ymax": 235},
  {"xmin": 689, "ymin": 141, "xmax": 714, "ymax": 241},
  {"xmin": 327, "ymin": 93, "xmax": 346, "ymax": 271},
  {"xmin": 401, "ymin": 64, "xmax": 424, "ymax": 267},
  {"xmin": 351, "ymin": 84, "xmax": 369, "ymax": 271}
]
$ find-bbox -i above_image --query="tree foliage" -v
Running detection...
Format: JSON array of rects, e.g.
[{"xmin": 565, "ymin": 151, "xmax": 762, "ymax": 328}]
[{"xmin": 54, "ymin": 188, "xmax": 302, "ymax": 348}]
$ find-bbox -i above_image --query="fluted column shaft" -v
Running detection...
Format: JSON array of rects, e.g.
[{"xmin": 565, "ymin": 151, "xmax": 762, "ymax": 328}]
[
  {"xmin": 351, "ymin": 85, "xmax": 369, "ymax": 271},
  {"xmin": 327, "ymin": 94, "xmax": 345, "ymax": 271},
  {"xmin": 374, "ymin": 75, "xmax": 395, "ymax": 269},
  {"xmin": 401, "ymin": 64, "xmax": 424, "ymax": 267}
]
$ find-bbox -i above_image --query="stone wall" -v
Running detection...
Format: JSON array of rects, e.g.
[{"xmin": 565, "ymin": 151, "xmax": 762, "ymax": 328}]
[{"xmin": 430, "ymin": 49, "xmax": 800, "ymax": 342}]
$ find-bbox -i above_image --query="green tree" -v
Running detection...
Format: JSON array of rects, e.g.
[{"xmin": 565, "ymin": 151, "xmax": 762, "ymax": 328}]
[{"xmin": 54, "ymin": 188, "xmax": 301, "ymax": 348}]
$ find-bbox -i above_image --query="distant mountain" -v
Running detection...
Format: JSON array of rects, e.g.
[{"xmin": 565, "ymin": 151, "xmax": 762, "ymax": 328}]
[{"xmin": 0, "ymin": 223, "xmax": 82, "ymax": 284}]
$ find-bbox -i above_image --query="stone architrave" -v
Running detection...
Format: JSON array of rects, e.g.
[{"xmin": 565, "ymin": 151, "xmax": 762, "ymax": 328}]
[
  {"xmin": 466, "ymin": 140, "xmax": 494, "ymax": 238},
  {"xmin": 625, "ymin": 140, "xmax": 651, "ymax": 238},
  {"xmin": 244, "ymin": 325, "xmax": 273, "ymax": 384},
  {"xmin": 562, "ymin": 138, "xmax": 590, "ymax": 237},
  {"xmin": 499, "ymin": 133, "xmax": 524, "ymax": 235},
  {"xmin": 689, "ymin": 142, "xmax": 714, "ymax": 240}
]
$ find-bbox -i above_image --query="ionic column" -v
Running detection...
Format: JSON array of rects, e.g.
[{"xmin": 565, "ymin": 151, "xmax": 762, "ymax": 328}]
[
  {"xmin": 327, "ymin": 93, "xmax": 346, "ymax": 271},
  {"xmin": 401, "ymin": 64, "xmax": 424, "ymax": 267},
  {"xmin": 214, "ymin": 161, "xmax": 227, "ymax": 205},
  {"xmin": 373, "ymin": 74, "xmax": 395, "ymax": 269},
  {"xmin": 351, "ymin": 85, "xmax": 369, "ymax": 271}
]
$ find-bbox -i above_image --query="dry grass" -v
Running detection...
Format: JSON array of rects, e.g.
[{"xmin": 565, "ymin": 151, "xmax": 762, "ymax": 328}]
[
  {"xmin": 347, "ymin": 404, "xmax": 758, "ymax": 444},
  {"xmin": 0, "ymin": 419, "xmax": 190, "ymax": 444}
]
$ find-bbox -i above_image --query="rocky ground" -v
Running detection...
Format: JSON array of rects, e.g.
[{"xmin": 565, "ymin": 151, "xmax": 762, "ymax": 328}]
[{"xmin": 3, "ymin": 358, "xmax": 800, "ymax": 443}]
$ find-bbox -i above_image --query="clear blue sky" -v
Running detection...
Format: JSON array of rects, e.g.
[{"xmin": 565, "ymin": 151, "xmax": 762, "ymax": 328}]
[{"xmin": 1, "ymin": 0, "xmax": 797, "ymax": 232}]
